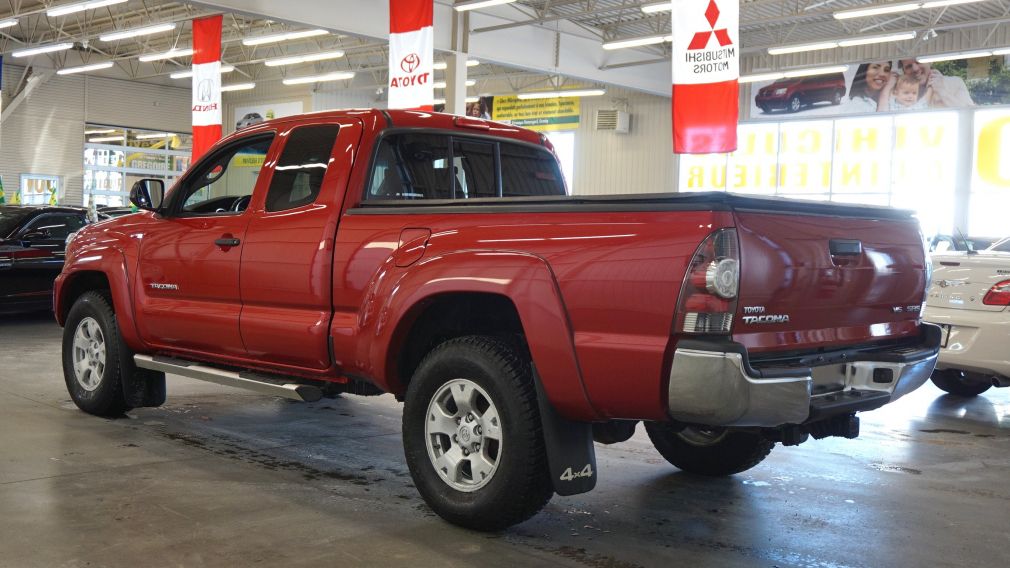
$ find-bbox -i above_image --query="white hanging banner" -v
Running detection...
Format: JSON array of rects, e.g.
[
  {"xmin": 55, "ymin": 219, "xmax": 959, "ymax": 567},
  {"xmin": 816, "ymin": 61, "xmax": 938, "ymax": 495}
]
[
  {"xmin": 388, "ymin": 0, "xmax": 433, "ymax": 110},
  {"xmin": 671, "ymin": 0, "xmax": 739, "ymax": 153}
]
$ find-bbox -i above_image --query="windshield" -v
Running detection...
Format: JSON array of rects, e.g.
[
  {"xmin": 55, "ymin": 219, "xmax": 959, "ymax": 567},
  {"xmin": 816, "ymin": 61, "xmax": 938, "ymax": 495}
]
[{"xmin": 0, "ymin": 208, "xmax": 33, "ymax": 239}]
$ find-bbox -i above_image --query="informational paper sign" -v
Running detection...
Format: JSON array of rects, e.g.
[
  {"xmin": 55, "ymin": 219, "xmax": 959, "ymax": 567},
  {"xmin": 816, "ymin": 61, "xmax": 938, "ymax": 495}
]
[{"xmin": 491, "ymin": 96, "xmax": 581, "ymax": 132}]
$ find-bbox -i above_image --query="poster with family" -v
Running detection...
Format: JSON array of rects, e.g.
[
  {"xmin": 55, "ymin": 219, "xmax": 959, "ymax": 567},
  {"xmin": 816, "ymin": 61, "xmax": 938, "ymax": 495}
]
[{"xmin": 748, "ymin": 55, "xmax": 1010, "ymax": 118}]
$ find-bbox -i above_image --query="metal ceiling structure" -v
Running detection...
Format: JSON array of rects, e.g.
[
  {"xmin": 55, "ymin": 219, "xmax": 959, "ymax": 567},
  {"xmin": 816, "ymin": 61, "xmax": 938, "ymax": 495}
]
[{"xmin": 1, "ymin": 0, "xmax": 1009, "ymax": 92}]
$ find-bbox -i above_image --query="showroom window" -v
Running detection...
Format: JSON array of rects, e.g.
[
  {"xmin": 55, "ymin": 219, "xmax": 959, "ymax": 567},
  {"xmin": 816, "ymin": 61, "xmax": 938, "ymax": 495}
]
[{"xmin": 84, "ymin": 126, "xmax": 193, "ymax": 207}]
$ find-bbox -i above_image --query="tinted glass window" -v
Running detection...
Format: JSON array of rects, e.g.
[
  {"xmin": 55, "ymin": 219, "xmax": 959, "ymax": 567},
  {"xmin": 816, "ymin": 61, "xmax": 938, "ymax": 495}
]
[
  {"xmin": 179, "ymin": 135, "xmax": 274, "ymax": 214},
  {"xmin": 265, "ymin": 125, "xmax": 341, "ymax": 212},
  {"xmin": 0, "ymin": 207, "xmax": 34, "ymax": 237},
  {"xmin": 24, "ymin": 213, "xmax": 86, "ymax": 240},
  {"xmin": 452, "ymin": 139, "xmax": 497, "ymax": 198},
  {"xmin": 367, "ymin": 134, "xmax": 451, "ymax": 200},
  {"xmin": 500, "ymin": 143, "xmax": 566, "ymax": 197}
]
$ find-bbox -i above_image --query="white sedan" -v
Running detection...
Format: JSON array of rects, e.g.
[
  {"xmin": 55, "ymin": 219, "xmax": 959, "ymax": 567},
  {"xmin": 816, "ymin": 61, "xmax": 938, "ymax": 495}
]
[{"xmin": 923, "ymin": 237, "xmax": 1010, "ymax": 396}]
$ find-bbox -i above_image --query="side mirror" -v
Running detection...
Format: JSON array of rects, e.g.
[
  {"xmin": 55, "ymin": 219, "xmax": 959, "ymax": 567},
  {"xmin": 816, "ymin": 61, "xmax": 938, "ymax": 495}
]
[{"xmin": 129, "ymin": 179, "xmax": 165, "ymax": 211}]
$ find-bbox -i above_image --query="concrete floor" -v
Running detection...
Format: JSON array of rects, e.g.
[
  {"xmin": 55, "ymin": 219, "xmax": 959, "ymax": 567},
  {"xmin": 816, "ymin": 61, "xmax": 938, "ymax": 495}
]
[{"xmin": 1, "ymin": 313, "xmax": 1009, "ymax": 568}]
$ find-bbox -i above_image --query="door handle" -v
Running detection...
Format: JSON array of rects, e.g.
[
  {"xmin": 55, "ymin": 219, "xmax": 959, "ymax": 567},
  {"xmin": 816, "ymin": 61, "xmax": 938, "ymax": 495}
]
[{"xmin": 215, "ymin": 237, "xmax": 241, "ymax": 247}]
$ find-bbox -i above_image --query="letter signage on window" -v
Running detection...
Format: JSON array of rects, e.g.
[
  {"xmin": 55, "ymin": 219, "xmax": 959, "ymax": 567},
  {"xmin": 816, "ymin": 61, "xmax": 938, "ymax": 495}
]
[
  {"xmin": 388, "ymin": 0, "xmax": 433, "ymax": 110},
  {"xmin": 192, "ymin": 15, "xmax": 223, "ymax": 161},
  {"xmin": 671, "ymin": 0, "xmax": 739, "ymax": 153}
]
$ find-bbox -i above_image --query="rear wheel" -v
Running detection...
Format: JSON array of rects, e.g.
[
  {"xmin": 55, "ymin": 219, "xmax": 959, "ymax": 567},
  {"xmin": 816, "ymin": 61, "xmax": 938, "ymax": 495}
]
[
  {"xmin": 402, "ymin": 336, "xmax": 553, "ymax": 531},
  {"xmin": 645, "ymin": 423, "xmax": 774, "ymax": 476},
  {"xmin": 831, "ymin": 89, "xmax": 844, "ymax": 105},
  {"xmin": 788, "ymin": 95, "xmax": 803, "ymax": 113},
  {"xmin": 931, "ymin": 369, "xmax": 992, "ymax": 397}
]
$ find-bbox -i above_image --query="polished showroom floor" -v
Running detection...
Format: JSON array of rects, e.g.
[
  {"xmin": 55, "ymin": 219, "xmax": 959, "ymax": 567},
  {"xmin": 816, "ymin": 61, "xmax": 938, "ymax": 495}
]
[{"xmin": 1, "ymin": 312, "xmax": 1008, "ymax": 567}]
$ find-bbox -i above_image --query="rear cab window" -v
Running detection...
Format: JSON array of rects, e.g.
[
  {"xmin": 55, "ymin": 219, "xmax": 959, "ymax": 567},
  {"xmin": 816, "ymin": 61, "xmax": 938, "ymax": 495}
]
[{"xmin": 365, "ymin": 132, "xmax": 565, "ymax": 201}]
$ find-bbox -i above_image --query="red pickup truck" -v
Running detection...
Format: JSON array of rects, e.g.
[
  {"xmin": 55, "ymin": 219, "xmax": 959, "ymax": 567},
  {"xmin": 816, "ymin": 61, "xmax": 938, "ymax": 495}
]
[{"xmin": 55, "ymin": 109, "xmax": 940, "ymax": 530}]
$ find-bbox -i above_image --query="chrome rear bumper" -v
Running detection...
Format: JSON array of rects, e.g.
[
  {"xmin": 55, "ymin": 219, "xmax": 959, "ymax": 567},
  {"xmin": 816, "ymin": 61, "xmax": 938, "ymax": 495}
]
[{"xmin": 666, "ymin": 324, "xmax": 941, "ymax": 427}]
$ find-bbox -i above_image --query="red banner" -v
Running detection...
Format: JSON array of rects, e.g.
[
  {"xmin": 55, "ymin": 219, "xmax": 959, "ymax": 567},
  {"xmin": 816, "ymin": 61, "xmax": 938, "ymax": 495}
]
[
  {"xmin": 192, "ymin": 15, "xmax": 223, "ymax": 161},
  {"xmin": 388, "ymin": 0, "xmax": 433, "ymax": 110},
  {"xmin": 671, "ymin": 0, "xmax": 738, "ymax": 154}
]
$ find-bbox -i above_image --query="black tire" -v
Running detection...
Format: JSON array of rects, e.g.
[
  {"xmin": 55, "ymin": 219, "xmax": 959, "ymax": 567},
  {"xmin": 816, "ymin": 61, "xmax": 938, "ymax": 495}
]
[
  {"xmin": 832, "ymin": 89, "xmax": 844, "ymax": 105},
  {"xmin": 645, "ymin": 423, "xmax": 774, "ymax": 476},
  {"xmin": 931, "ymin": 369, "xmax": 992, "ymax": 397},
  {"xmin": 788, "ymin": 94, "xmax": 803, "ymax": 113},
  {"xmin": 62, "ymin": 291, "xmax": 132, "ymax": 416},
  {"xmin": 402, "ymin": 335, "xmax": 553, "ymax": 531}
]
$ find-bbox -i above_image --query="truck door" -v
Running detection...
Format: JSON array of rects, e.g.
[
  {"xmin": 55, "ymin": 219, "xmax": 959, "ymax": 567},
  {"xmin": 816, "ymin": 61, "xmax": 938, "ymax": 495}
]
[
  {"xmin": 239, "ymin": 118, "xmax": 362, "ymax": 370},
  {"xmin": 134, "ymin": 133, "xmax": 276, "ymax": 358}
]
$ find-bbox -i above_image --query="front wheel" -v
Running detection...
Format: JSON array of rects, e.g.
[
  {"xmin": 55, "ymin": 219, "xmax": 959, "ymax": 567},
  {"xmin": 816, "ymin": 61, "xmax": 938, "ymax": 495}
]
[
  {"xmin": 931, "ymin": 369, "xmax": 992, "ymax": 397},
  {"xmin": 62, "ymin": 291, "xmax": 131, "ymax": 416},
  {"xmin": 402, "ymin": 336, "xmax": 553, "ymax": 531},
  {"xmin": 832, "ymin": 89, "xmax": 844, "ymax": 105},
  {"xmin": 645, "ymin": 423, "xmax": 774, "ymax": 476}
]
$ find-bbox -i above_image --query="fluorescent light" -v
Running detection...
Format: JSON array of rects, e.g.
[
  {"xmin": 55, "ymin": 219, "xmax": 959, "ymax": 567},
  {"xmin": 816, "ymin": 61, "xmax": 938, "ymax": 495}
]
[
  {"xmin": 88, "ymin": 136, "xmax": 125, "ymax": 143},
  {"xmin": 85, "ymin": 129, "xmax": 116, "ymax": 135},
  {"xmin": 740, "ymin": 72, "xmax": 785, "ymax": 83},
  {"xmin": 242, "ymin": 29, "xmax": 328, "ymax": 46},
  {"xmin": 782, "ymin": 65, "xmax": 849, "ymax": 78},
  {"xmin": 282, "ymin": 71, "xmax": 355, "ymax": 85},
  {"xmin": 466, "ymin": 96, "xmax": 480, "ymax": 103},
  {"xmin": 433, "ymin": 59, "xmax": 480, "ymax": 70},
  {"xmin": 642, "ymin": 1, "xmax": 671, "ymax": 13},
  {"xmin": 57, "ymin": 61, "xmax": 114, "ymax": 75},
  {"xmin": 434, "ymin": 80, "xmax": 477, "ymax": 88},
  {"xmin": 433, "ymin": 98, "xmax": 446, "ymax": 105},
  {"xmin": 918, "ymin": 50, "xmax": 992, "ymax": 63},
  {"xmin": 99, "ymin": 22, "xmax": 176, "ymax": 42},
  {"xmin": 169, "ymin": 65, "xmax": 235, "ymax": 79},
  {"xmin": 834, "ymin": 2, "xmax": 919, "ymax": 19},
  {"xmin": 12, "ymin": 42, "xmax": 74, "ymax": 58},
  {"xmin": 603, "ymin": 34, "xmax": 669, "ymax": 50},
  {"xmin": 264, "ymin": 50, "xmax": 345, "ymax": 67},
  {"xmin": 768, "ymin": 41, "xmax": 838, "ymax": 55},
  {"xmin": 0, "ymin": 18, "xmax": 17, "ymax": 29},
  {"xmin": 48, "ymin": 0, "xmax": 127, "ymax": 17},
  {"xmin": 139, "ymin": 48, "xmax": 194, "ymax": 62},
  {"xmin": 838, "ymin": 30, "xmax": 917, "ymax": 47},
  {"xmin": 517, "ymin": 89, "xmax": 606, "ymax": 100},
  {"xmin": 991, "ymin": 47, "xmax": 1010, "ymax": 56},
  {"xmin": 221, "ymin": 82, "xmax": 256, "ymax": 92},
  {"xmin": 922, "ymin": 0, "xmax": 984, "ymax": 7},
  {"xmin": 454, "ymin": 0, "xmax": 517, "ymax": 11},
  {"xmin": 135, "ymin": 133, "xmax": 172, "ymax": 139}
]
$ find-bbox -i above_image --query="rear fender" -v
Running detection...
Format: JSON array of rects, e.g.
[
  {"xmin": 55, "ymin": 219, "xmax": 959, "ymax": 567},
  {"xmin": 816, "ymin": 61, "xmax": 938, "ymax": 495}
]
[{"xmin": 359, "ymin": 250, "xmax": 600, "ymax": 421}]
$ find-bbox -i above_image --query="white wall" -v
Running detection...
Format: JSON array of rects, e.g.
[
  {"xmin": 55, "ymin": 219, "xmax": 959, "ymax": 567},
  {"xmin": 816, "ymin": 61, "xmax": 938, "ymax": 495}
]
[{"xmin": 1, "ymin": 65, "xmax": 190, "ymax": 206}]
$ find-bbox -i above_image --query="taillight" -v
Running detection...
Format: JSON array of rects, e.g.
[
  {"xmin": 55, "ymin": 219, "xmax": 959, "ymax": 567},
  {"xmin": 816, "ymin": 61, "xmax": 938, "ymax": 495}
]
[
  {"xmin": 676, "ymin": 228, "xmax": 740, "ymax": 334},
  {"xmin": 983, "ymin": 280, "xmax": 1010, "ymax": 306}
]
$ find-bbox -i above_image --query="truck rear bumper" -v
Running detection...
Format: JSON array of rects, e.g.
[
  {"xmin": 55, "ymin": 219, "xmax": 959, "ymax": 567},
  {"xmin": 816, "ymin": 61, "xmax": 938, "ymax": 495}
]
[{"xmin": 666, "ymin": 324, "xmax": 941, "ymax": 427}]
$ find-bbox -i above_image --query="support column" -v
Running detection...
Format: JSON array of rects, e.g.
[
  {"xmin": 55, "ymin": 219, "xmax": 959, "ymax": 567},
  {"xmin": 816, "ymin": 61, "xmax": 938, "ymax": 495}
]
[
  {"xmin": 444, "ymin": 52, "xmax": 467, "ymax": 116},
  {"xmin": 952, "ymin": 108, "xmax": 973, "ymax": 233}
]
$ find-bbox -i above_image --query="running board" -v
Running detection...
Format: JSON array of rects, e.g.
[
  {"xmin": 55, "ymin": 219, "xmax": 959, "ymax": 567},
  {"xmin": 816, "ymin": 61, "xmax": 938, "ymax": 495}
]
[{"xmin": 134, "ymin": 355, "xmax": 323, "ymax": 402}]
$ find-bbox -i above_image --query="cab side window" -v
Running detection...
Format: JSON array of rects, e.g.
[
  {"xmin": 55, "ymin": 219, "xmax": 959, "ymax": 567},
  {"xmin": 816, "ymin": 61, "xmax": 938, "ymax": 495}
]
[
  {"xmin": 265, "ymin": 125, "xmax": 342, "ymax": 212},
  {"xmin": 23, "ymin": 213, "xmax": 86, "ymax": 242},
  {"xmin": 177, "ymin": 135, "xmax": 274, "ymax": 215},
  {"xmin": 500, "ymin": 142, "xmax": 566, "ymax": 197},
  {"xmin": 366, "ymin": 134, "xmax": 451, "ymax": 200}
]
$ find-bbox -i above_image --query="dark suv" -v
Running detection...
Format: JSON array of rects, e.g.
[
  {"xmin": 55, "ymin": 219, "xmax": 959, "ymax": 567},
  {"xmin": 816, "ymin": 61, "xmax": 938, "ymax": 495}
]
[{"xmin": 755, "ymin": 73, "xmax": 847, "ymax": 113}]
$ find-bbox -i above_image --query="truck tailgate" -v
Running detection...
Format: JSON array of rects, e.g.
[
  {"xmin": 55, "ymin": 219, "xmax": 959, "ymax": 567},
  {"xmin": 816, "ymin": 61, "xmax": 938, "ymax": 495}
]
[{"xmin": 732, "ymin": 210, "xmax": 927, "ymax": 353}]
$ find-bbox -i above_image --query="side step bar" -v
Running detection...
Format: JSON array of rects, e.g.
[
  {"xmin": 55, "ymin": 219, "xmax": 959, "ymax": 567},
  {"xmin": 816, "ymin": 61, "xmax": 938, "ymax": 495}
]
[{"xmin": 134, "ymin": 354, "xmax": 323, "ymax": 402}]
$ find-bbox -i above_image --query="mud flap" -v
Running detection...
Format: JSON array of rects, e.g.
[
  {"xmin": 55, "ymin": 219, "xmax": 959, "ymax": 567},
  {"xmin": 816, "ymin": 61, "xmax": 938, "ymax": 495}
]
[
  {"xmin": 534, "ymin": 374, "xmax": 597, "ymax": 496},
  {"xmin": 122, "ymin": 359, "xmax": 167, "ymax": 408}
]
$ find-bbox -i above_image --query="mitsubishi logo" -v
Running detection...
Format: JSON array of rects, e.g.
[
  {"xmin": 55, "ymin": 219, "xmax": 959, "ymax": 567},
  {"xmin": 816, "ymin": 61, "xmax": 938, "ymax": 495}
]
[
  {"xmin": 400, "ymin": 52, "xmax": 421, "ymax": 74},
  {"xmin": 688, "ymin": 0, "xmax": 732, "ymax": 50}
]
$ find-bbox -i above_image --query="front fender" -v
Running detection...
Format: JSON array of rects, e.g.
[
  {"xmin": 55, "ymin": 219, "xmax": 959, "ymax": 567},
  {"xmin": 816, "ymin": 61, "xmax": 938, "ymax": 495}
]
[{"xmin": 356, "ymin": 250, "xmax": 600, "ymax": 421}]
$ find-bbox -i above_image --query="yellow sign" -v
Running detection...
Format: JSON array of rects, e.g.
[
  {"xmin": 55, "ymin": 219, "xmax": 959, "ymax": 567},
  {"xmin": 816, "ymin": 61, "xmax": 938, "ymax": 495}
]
[
  {"xmin": 492, "ymin": 96, "xmax": 580, "ymax": 132},
  {"xmin": 232, "ymin": 154, "xmax": 266, "ymax": 168},
  {"xmin": 973, "ymin": 109, "xmax": 1010, "ymax": 190}
]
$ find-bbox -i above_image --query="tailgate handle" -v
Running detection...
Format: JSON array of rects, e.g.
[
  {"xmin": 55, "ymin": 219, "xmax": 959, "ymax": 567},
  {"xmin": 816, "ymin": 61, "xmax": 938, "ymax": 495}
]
[{"xmin": 829, "ymin": 239, "xmax": 862, "ymax": 256}]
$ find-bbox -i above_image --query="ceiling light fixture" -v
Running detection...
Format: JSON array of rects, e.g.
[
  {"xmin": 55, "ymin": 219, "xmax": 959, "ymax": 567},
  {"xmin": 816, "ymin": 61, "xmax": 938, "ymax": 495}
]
[
  {"xmin": 135, "ymin": 132, "xmax": 173, "ymax": 139},
  {"xmin": 264, "ymin": 50, "xmax": 345, "ymax": 67},
  {"xmin": 641, "ymin": 1, "xmax": 672, "ymax": 13},
  {"xmin": 0, "ymin": 18, "xmax": 18, "ymax": 29},
  {"xmin": 12, "ymin": 42, "xmax": 74, "ymax": 58},
  {"xmin": 57, "ymin": 61, "xmax": 115, "ymax": 75},
  {"xmin": 921, "ymin": 0, "xmax": 985, "ymax": 7},
  {"xmin": 767, "ymin": 41, "xmax": 838, "ymax": 55},
  {"xmin": 517, "ymin": 89, "xmax": 606, "ymax": 99},
  {"xmin": 739, "ymin": 72, "xmax": 786, "ymax": 83},
  {"xmin": 834, "ymin": 2, "xmax": 920, "ymax": 19},
  {"xmin": 838, "ymin": 30, "xmax": 917, "ymax": 47},
  {"xmin": 169, "ymin": 65, "xmax": 235, "ymax": 79},
  {"xmin": 242, "ymin": 29, "xmax": 328, "ymax": 47},
  {"xmin": 782, "ymin": 65, "xmax": 850, "ymax": 78},
  {"xmin": 433, "ymin": 59, "xmax": 481, "ymax": 70},
  {"xmin": 99, "ymin": 22, "xmax": 177, "ymax": 42},
  {"xmin": 48, "ymin": 0, "xmax": 127, "ymax": 17},
  {"xmin": 454, "ymin": 0, "xmax": 517, "ymax": 12},
  {"xmin": 282, "ymin": 71, "xmax": 355, "ymax": 85},
  {"xmin": 88, "ymin": 135, "xmax": 125, "ymax": 143},
  {"xmin": 602, "ymin": 34, "xmax": 671, "ymax": 50},
  {"xmin": 221, "ymin": 82, "xmax": 257, "ymax": 92},
  {"xmin": 917, "ymin": 49, "xmax": 993, "ymax": 63},
  {"xmin": 434, "ymin": 79, "xmax": 477, "ymax": 88},
  {"xmin": 138, "ymin": 48, "xmax": 194, "ymax": 62},
  {"xmin": 85, "ymin": 128, "xmax": 116, "ymax": 135}
]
